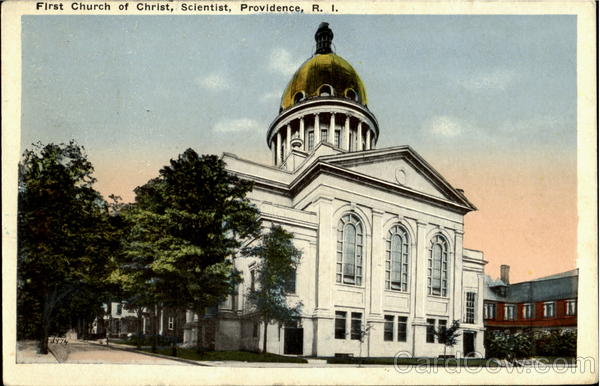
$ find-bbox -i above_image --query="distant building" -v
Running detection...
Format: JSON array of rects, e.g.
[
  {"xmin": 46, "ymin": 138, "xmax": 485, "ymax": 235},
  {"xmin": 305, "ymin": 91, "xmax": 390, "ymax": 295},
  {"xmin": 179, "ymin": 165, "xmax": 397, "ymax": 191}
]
[
  {"xmin": 483, "ymin": 265, "xmax": 577, "ymax": 332},
  {"xmin": 93, "ymin": 302, "xmax": 185, "ymax": 342}
]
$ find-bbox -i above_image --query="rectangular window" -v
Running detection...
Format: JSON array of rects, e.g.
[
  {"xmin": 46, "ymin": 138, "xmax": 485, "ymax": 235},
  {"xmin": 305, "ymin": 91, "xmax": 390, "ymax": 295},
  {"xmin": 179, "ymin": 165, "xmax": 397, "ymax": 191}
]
[
  {"xmin": 383, "ymin": 315, "xmax": 394, "ymax": 341},
  {"xmin": 335, "ymin": 311, "xmax": 347, "ymax": 340},
  {"xmin": 438, "ymin": 319, "xmax": 447, "ymax": 342},
  {"xmin": 349, "ymin": 131, "xmax": 355, "ymax": 151},
  {"xmin": 426, "ymin": 318, "xmax": 435, "ymax": 343},
  {"xmin": 351, "ymin": 312, "xmax": 362, "ymax": 340},
  {"xmin": 565, "ymin": 299, "xmax": 576, "ymax": 316},
  {"xmin": 307, "ymin": 131, "xmax": 315, "ymax": 151},
  {"xmin": 116, "ymin": 304, "xmax": 122, "ymax": 315},
  {"xmin": 253, "ymin": 322, "xmax": 259, "ymax": 338},
  {"xmin": 285, "ymin": 268, "xmax": 296, "ymax": 294},
  {"xmin": 168, "ymin": 317, "xmax": 174, "ymax": 330},
  {"xmin": 397, "ymin": 316, "xmax": 408, "ymax": 342},
  {"xmin": 504, "ymin": 304, "xmax": 516, "ymax": 320},
  {"xmin": 334, "ymin": 130, "xmax": 341, "ymax": 147},
  {"xmin": 484, "ymin": 303, "xmax": 496, "ymax": 319},
  {"xmin": 250, "ymin": 269, "xmax": 256, "ymax": 292},
  {"xmin": 543, "ymin": 302, "xmax": 556, "ymax": 318},
  {"xmin": 523, "ymin": 303, "xmax": 534, "ymax": 319},
  {"xmin": 321, "ymin": 129, "xmax": 328, "ymax": 143},
  {"xmin": 465, "ymin": 292, "xmax": 476, "ymax": 324}
]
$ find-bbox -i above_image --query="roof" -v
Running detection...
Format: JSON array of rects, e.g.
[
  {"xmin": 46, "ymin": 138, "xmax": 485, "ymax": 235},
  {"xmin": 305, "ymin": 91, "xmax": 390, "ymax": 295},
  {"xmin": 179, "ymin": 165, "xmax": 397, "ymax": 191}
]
[
  {"xmin": 280, "ymin": 53, "xmax": 368, "ymax": 111},
  {"xmin": 485, "ymin": 269, "xmax": 578, "ymax": 303}
]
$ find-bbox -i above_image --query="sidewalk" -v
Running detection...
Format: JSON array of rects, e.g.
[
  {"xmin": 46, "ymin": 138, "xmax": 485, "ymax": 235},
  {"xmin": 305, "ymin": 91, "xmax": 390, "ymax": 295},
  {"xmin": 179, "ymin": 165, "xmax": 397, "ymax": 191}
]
[{"xmin": 15, "ymin": 341, "xmax": 59, "ymax": 364}]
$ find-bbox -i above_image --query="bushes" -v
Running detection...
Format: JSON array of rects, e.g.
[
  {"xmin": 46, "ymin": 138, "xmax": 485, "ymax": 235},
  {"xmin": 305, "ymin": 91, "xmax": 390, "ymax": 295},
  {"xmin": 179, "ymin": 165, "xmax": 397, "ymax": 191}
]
[
  {"xmin": 534, "ymin": 329, "xmax": 576, "ymax": 357},
  {"xmin": 485, "ymin": 329, "xmax": 577, "ymax": 359},
  {"xmin": 485, "ymin": 330, "xmax": 533, "ymax": 359}
]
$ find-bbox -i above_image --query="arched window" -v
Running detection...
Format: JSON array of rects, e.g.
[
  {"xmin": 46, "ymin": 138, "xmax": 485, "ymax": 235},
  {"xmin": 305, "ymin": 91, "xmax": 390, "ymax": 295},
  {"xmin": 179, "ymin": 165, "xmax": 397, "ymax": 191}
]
[
  {"xmin": 336, "ymin": 213, "xmax": 363, "ymax": 285},
  {"xmin": 319, "ymin": 84, "xmax": 333, "ymax": 97},
  {"xmin": 385, "ymin": 225, "xmax": 409, "ymax": 291},
  {"xmin": 428, "ymin": 234, "xmax": 449, "ymax": 296},
  {"xmin": 345, "ymin": 88, "xmax": 358, "ymax": 101},
  {"xmin": 293, "ymin": 91, "xmax": 305, "ymax": 104}
]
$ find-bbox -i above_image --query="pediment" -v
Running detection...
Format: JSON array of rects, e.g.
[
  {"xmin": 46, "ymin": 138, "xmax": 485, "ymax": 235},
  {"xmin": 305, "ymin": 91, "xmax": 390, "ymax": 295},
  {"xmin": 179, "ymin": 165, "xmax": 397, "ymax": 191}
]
[{"xmin": 319, "ymin": 146, "xmax": 475, "ymax": 210}]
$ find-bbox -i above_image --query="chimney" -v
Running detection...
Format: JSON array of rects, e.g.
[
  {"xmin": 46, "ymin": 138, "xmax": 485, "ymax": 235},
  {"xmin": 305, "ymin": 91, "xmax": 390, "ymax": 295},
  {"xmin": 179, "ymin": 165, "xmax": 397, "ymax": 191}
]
[{"xmin": 500, "ymin": 264, "xmax": 510, "ymax": 285}]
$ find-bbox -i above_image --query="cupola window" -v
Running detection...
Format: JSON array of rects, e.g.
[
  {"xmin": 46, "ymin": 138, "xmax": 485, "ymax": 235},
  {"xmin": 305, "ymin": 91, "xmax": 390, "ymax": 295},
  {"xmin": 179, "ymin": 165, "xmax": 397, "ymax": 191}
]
[
  {"xmin": 319, "ymin": 84, "xmax": 333, "ymax": 97},
  {"xmin": 345, "ymin": 88, "xmax": 359, "ymax": 101},
  {"xmin": 293, "ymin": 91, "xmax": 306, "ymax": 104}
]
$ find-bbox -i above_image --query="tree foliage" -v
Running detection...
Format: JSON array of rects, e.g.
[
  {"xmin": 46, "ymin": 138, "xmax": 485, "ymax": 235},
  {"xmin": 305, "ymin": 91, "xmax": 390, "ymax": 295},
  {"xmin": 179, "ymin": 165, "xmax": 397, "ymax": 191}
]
[
  {"xmin": 17, "ymin": 141, "xmax": 119, "ymax": 352},
  {"xmin": 113, "ymin": 149, "xmax": 261, "ymax": 351},
  {"xmin": 245, "ymin": 225, "xmax": 302, "ymax": 353},
  {"xmin": 434, "ymin": 319, "xmax": 461, "ymax": 357}
]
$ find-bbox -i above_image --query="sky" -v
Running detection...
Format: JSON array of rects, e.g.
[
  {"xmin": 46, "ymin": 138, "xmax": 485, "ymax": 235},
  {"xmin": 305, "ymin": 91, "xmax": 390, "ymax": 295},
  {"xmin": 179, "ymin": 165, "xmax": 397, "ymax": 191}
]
[{"xmin": 20, "ymin": 14, "xmax": 577, "ymax": 283}]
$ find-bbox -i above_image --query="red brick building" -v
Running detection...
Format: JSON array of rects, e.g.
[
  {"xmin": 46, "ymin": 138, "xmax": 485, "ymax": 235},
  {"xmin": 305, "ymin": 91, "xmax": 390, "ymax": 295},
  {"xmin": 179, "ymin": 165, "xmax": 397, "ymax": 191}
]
[{"xmin": 484, "ymin": 266, "xmax": 577, "ymax": 332}]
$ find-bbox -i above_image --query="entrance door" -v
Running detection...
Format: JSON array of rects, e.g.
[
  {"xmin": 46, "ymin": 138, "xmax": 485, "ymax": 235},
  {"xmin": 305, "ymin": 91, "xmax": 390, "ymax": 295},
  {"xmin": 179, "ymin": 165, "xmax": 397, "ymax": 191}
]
[
  {"xmin": 284, "ymin": 328, "xmax": 303, "ymax": 355},
  {"xmin": 463, "ymin": 331, "xmax": 476, "ymax": 357}
]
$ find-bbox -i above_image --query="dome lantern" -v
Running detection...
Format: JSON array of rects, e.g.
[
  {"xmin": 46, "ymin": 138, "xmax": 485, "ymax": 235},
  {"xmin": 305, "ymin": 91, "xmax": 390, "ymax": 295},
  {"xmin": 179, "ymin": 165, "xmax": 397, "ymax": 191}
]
[{"xmin": 315, "ymin": 22, "xmax": 334, "ymax": 54}]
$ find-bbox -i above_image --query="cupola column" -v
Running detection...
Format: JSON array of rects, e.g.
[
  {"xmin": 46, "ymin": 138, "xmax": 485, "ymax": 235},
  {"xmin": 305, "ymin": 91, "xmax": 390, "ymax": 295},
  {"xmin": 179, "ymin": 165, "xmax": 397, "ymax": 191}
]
[
  {"xmin": 344, "ymin": 115, "xmax": 350, "ymax": 151},
  {"xmin": 366, "ymin": 128, "xmax": 371, "ymax": 150},
  {"xmin": 286, "ymin": 124, "xmax": 291, "ymax": 157},
  {"xmin": 276, "ymin": 131, "xmax": 282, "ymax": 165},
  {"xmin": 314, "ymin": 113, "xmax": 321, "ymax": 144},
  {"xmin": 357, "ymin": 121, "xmax": 363, "ymax": 151},
  {"xmin": 299, "ymin": 116, "xmax": 305, "ymax": 149},
  {"xmin": 271, "ymin": 142, "xmax": 276, "ymax": 164},
  {"xmin": 329, "ymin": 112, "xmax": 335, "ymax": 144}
]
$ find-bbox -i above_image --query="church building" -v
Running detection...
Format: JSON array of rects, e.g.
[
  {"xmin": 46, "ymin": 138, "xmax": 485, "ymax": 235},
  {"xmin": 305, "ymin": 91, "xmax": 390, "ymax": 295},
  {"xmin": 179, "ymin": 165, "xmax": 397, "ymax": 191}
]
[{"xmin": 183, "ymin": 23, "xmax": 487, "ymax": 358}]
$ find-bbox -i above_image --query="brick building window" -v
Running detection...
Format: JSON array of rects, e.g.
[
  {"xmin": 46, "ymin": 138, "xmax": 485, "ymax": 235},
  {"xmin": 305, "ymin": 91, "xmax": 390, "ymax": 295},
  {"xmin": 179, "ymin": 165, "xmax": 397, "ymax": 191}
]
[
  {"xmin": 168, "ymin": 317, "xmax": 174, "ymax": 330},
  {"xmin": 522, "ymin": 303, "xmax": 534, "ymax": 319},
  {"xmin": 504, "ymin": 304, "xmax": 516, "ymax": 320},
  {"xmin": 428, "ymin": 234, "xmax": 448, "ymax": 296},
  {"xmin": 565, "ymin": 299, "xmax": 576, "ymax": 316},
  {"xmin": 385, "ymin": 225, "xmax": 410, "ymax": 292},
  {"xmin": 335, "ymin": 311, "xmax": 346, "ymax": 339},
  {"xmin": 543, "ymin": 302, "xmax": 556, "ymax": 318},
  {"xmin": 464, "ymin": 292, "xmax": 476, "ymax": 324},
  {"xmin": 384, "ymin": 315, "xmax": 394, "ymax": 341},
  {"xmin": 336, "ymin": 214, "xmax": 364, "ymax": 286},
  {"xmin": 484, "ymin": 303, "xmax": 496, "ymax": 319}
]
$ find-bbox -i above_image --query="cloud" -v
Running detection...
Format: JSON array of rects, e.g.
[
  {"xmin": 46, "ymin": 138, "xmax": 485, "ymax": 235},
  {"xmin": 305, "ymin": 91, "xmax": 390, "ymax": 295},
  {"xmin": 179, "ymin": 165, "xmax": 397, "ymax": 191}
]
[
  {"xmin": 269, "ymin": 48, "xmax": 300, "ymax": 76},
  {"xmin": 212, "ymin": 118, "xmax": 261, "ymax": 133},
  {"xmin": 195, "ymin": 73, "xmax": 230, "ymax": 91},
  {"xmin": 261, "ymin": 90, "xmax": 281, "ymax": 103},
  {"xmin": 425, "ymin": 115, "xmax": 464, "ymax": 137},
  {"xmin": 458, "ymin": 69, "xmax": 516, "ymax": 91},
  {"xmin": 499, "ymin": 115, "xmax": 571, "ymax": 134}
]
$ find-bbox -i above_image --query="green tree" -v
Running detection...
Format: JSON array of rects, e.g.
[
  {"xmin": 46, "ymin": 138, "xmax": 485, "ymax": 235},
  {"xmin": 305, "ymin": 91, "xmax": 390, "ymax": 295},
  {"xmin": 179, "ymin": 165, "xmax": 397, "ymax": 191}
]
[
  {"xmin": 121, "ymin": 149, "xmax": 261, "ymax": 352},
  {"xmin": 18, "ymin": 141, "xmax": 117, "ymax": 353},
  {"xmin": 435, "ymin": 319, "xmax": 461, "ymax": 358},
  {"xmin": 245, "ymin": 225, "xmax": 302, "ymax": 353}
]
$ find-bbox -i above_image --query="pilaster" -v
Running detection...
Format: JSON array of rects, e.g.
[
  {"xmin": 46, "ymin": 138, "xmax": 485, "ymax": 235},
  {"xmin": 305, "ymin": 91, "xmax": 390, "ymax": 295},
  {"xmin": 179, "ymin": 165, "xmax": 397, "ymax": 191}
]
[
  {"xmin": 414, "ymin": 221, "xmax": 428, "ymax": 319},
  {"xmin": 452, "ymin": 231, "xmax": 463, "ymax": 322},
  {"xmin": 315, "ymin": 195, "xmax": 334, "ymax": 313},
  {"xmin": 369, "ymin": 209, "xmax": 384, "ymax": 317}
]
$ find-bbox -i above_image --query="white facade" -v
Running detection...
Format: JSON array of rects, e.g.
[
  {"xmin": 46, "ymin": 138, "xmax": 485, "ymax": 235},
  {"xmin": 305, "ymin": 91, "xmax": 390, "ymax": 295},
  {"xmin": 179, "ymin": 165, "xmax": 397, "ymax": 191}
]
[{"xmin": 183, "ymin": 23, "xmax": 486, "ymax": 358}]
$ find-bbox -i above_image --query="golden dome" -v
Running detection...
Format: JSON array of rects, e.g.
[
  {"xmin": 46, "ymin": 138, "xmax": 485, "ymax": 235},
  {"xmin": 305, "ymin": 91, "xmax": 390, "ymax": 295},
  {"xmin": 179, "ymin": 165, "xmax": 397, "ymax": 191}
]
[{"xmin": 280, "ymin": 53, "xmax": 368, "ymax": 111}]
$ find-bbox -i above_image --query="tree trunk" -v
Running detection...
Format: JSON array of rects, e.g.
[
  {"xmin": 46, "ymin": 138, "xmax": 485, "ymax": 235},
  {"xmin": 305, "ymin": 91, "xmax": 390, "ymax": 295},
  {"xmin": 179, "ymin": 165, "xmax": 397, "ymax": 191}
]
[
  {"xmin": 151, "ymin": 304, "xmax": 158, "ymax": 353},
  {"xmin": 262, "ymin": 320, "xmax": 268, "ymax": 354},
  {"xmin": 195, "ymin": 307, "xmax": 204, "ymax": 354},
  {"xmin": 39, "ymin": 292, "xmax": 52, "ymax": 354},
  {"xmin": 137, "ymin": 308, "xmax": 143, "ymax": 349}
]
